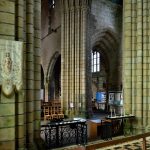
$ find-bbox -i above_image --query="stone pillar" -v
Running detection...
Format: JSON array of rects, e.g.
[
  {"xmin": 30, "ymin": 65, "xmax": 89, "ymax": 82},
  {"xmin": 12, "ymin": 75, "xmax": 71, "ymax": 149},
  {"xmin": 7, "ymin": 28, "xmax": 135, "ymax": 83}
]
[
  {"xmin": 70, "ymin": 2, "xmax": 75, "ymax": 116},
  {"xmin": 0, "ymin": 1, "xmax": 15, "ymax": 150},
  {"xmin": 84, "ymin": 1, "xmax": 93, "ymax": 117},
  {"xmin": 44, "ymin": 82, "xmax": 49, "ymax": 102},
  {"xmin": 61, "ymin": 0, "xmax": 91, "ymax": 118},
  {"xmin": 75, "ymin": 3, "xmax": 81, "ymax": 116},
  {"xmin": 80, "ymin": 1, "xmax": 87, "ymax": 117},
  {"xmin": 0, "ymin": 0, "xmax": 41, "ymax": 149},
  {"xmin": 15, "ymin": 0, "xmax": 26, "ymax": 149},
  {"xmin": 34, "ymin": 0, "xmax": 41, "ymax": 140},
  {"xmin": 123, "ymin": 0, "xmax": 150, "ymax": 127},
  {"xmin": 25, "ymin": 0, "xmax": 35, "ymax": 148}
]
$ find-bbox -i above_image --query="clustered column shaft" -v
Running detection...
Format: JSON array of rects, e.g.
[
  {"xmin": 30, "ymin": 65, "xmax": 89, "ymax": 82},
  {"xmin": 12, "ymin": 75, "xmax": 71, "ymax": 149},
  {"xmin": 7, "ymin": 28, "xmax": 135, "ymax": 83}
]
[
  {"xmin": 123, "ymin": 0, "xmax": 150, "ymax": 127},
  {"xmin": 61, "ymin": 0, "xmax": 91, "ymax": 117}
]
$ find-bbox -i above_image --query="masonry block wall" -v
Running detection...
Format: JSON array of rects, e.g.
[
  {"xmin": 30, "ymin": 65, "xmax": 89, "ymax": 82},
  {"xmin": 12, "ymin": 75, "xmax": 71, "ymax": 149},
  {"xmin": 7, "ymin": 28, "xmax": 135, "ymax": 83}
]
[
  {"xmin": 0, "ymin": 0, "xmax": 41, "ymax": 149},
  {"xmin": 0, "ymin": 1, "xmax": 15, "ymax": 149},
  {"xmin": 123, "ymin": 0, "xmax": 150, "ymax": 127}
]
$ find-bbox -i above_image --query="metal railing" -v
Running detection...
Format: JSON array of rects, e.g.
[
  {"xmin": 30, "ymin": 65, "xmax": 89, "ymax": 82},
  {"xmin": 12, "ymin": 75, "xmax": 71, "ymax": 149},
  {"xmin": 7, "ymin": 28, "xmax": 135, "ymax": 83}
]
[{"xmin": 41, "ymin": 120, "xmax": 87, "ymax": 149}]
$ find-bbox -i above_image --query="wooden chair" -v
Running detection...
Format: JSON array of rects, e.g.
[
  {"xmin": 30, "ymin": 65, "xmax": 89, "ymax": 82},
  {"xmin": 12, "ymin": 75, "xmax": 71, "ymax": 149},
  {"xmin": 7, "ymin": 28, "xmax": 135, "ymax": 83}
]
[
  {"xmin": 50, "ymin": 107, "xmax": 59, "ymax": 120},
  {"xmin": 57, "ymin": 107, "xmax": 64, "ymax": 119},
  {"xmin": 44, "ymin": 107, "xmax": 52, "ymax": 120}
]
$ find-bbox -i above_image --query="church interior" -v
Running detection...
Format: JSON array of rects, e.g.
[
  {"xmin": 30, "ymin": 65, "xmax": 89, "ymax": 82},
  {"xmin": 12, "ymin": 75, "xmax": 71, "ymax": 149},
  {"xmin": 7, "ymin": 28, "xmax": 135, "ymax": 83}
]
[{"xmin": 0, "ymin": 0, "xmax": 150, "ymax": 149}]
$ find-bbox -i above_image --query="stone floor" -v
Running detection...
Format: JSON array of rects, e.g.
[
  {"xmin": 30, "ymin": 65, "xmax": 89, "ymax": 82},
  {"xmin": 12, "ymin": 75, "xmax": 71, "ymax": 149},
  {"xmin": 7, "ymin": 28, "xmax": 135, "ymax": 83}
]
[
  {"xmin": 96, "ymin": 137, "xmax": 150, "ymax": 150},
  {"xmin": 57, "ymin": 137, "xmax": 150, "ymax": 150}
]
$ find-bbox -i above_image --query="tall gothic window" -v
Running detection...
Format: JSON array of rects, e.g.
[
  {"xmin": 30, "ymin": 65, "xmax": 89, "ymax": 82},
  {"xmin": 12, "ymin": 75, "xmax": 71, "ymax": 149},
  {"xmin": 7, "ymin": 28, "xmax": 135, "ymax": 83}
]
[
  {"xmin": 92, "ymin": 51, "xmax": 100, "ymax": 72},
  {"xmin": 48, "ymin": 0, "xmax": 55, "ymax": 34},
  {"xmin": 48, "ymin": 0, "xmax": 55, "ymax": 8}
]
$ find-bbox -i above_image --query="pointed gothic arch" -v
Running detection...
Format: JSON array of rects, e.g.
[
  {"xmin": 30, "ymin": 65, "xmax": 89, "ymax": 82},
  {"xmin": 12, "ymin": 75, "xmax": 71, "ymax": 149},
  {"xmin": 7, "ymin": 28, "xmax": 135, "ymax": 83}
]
[{"xmin": 46, "ymin": 52, "xmax": 61, "ymax": 100}]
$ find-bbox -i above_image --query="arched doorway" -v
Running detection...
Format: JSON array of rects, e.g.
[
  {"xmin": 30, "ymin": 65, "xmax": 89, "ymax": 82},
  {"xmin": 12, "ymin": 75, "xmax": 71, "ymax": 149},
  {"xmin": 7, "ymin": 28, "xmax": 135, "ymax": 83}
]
[
  {"xmin": 49, "ymin": 55, "xmax": 61, "ymax": 100},
  {"xmin": 46, "ymin": 52, "xmax": 61, "ymax": 101}
]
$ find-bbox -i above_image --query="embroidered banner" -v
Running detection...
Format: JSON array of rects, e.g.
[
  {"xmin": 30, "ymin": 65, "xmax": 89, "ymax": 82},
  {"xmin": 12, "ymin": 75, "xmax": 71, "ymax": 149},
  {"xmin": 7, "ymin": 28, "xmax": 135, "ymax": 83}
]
[{"xmin": 0, "ymin": 39, "xmax": 23, "ymax": 97}]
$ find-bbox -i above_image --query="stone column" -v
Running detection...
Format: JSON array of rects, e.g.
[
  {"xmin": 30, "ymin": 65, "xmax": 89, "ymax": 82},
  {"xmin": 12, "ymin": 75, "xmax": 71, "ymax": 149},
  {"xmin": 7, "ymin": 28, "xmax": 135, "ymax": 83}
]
[
  {"xmin": 69, "ymin": 2, "xmax": 75, "ymax": 116},
  {"xmin": 123, "ymin": 0, "xmax": 150, "ymax": 127},
  {"xmin": 25, "ymin": 0, "xmax": 35, "ymax": 148},
  {"xmin": 61, "ymin": 0, "xmax": 91, "ymax": 118},
  {"xmin": 44, "ymin": 82, "xmax": 49, "ymax": 102},
  {"xmin": 15, "ymin": 0, "xmax": 26, "ymax": 149},
  {"xmin": 80, "ymin": 1, "xmax": 87, "ymax": 116},
  {"xmin": 0, "ymin": 0, "xmax": 41, "ymax": 149},
  {"xmin": 142, "ymin": 0, "xmax": 150, "ymax": 128},
  {"xmin": 0, "ymin": 1, "xmax": 15, "ymax": 150},
  {"xmin": 61, "ymin": 5, "xmax": 64, "ymax": 114},
  {"xmin": 34, "ymin": 0, "xmax": 41, "ymax": 140},
  {"xmin": 75, "ymin": 3, "xmax": 80, "ymax": 116},
  {"xmin": 61, "ymin": 0, "xmax": 70, "ymax": 115},
  {"xmin": 81, "ymin": 0, "xmax": 92, "ymax": 118}
]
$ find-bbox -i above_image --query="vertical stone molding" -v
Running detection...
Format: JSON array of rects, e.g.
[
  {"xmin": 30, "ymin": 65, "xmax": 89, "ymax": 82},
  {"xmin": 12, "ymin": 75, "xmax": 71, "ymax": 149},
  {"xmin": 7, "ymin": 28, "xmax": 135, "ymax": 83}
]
[
  {"xmin": 61, "ymin": 0, "xmax": 91, "ymax": 118},
  {"xmin": 25, "ymin": 0, "xmax": 35, "ymax": 147},
  {"xmin": 15, "ymin": 1, "xmax": 26, "ymax": 149},
  {"xmin": 123, "ymin": 0, "xmax": 150, "ymax": 127},
  {"xmin": 44, "ymin": 82, "xmax": 49, "ymax": 102},
  {"xmin": 34, "ymin": 0, "xmax": 41, "ymax": 140}
]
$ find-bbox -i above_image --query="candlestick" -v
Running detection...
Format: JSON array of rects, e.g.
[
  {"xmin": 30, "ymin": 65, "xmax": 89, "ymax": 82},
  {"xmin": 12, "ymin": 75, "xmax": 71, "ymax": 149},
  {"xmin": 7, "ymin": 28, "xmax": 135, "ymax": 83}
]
[
  {"xmin": 114, "ymin": 109, "xmax": 116, "ymax": 117},
  {"xmin": 111, "ymin": 109, "xmax": 112, "ymax": 117},
  {"xmin": 124, "ymin": 108, "xmax": 126, "ymax": 116},
  {"xmin": 121, "ymin": 108, "xmax": 123, "ymax": 116}
]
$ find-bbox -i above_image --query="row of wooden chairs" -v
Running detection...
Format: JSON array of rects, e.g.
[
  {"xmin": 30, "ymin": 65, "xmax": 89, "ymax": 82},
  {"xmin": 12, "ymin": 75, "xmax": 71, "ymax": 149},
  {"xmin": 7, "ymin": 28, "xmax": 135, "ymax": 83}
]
[
  {"xmin": 42, "ymin": 100, "xmax": 61, "ymax": 107},
  {"xmin": 43, "ymin": 106, "xmax": 64, "ymax": 120}
]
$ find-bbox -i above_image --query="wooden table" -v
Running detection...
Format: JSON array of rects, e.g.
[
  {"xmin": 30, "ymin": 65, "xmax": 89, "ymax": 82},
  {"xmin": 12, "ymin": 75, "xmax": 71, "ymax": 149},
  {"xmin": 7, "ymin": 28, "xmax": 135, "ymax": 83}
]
[{"xmin": 88, "ymin": 119, "xmax": 102, "ymax": 139}]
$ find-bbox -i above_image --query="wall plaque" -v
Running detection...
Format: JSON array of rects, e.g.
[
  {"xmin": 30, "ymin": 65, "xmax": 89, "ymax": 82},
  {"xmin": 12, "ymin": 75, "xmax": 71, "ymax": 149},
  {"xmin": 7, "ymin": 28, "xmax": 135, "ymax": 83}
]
[{"xmin": 0, "ymin": 39, "xmax": 23, "ymax": 97}]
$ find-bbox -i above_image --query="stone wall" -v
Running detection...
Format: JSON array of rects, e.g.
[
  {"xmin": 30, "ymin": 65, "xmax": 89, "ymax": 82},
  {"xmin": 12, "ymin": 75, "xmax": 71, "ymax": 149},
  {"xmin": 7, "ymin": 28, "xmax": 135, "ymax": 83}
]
[
  {"xmin": 0, "ymin": 0, "xmax": 41, "ymax": 149},
  {"xmin": 0, "ymin": 1, "xmax": 15, "ymax": 40},
  {"xmin": 0, "ymin": 1, "xmax": 16, "ymax": 149},
  {"xmin": 41, "ymin": 0, "xmax": 61, "ymax": 76},
  {"xmin": 123, "ymin": 0, "xmax": 150, "ymax": 127}
]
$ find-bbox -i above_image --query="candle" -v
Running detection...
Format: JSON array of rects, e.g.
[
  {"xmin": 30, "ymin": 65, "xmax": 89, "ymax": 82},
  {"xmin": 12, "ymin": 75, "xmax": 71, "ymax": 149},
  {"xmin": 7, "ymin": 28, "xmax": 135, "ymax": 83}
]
[
  {"xmin": 114, "ymin": 109, "xmax": 116, "ymax": 116},
  {"xmin": 121, "ymin": 108, "xmax": 123, "ymax": 116},
  {"xmin": 124, "ymin": 108, "xmax": 126, "ymax": 116},
  {"xmin": 111, "ymin": 109, "xmax": 112, "ymax": 117}
]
